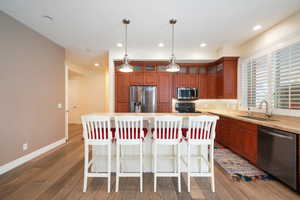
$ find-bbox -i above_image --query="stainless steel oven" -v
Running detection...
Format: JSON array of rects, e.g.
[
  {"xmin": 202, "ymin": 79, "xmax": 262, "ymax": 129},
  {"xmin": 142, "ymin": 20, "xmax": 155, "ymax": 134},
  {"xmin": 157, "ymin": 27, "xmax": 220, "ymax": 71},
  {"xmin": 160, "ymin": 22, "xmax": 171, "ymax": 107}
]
[{"xmin": 176, "ymin": 88, "xmax": 198, "ymax": 100}]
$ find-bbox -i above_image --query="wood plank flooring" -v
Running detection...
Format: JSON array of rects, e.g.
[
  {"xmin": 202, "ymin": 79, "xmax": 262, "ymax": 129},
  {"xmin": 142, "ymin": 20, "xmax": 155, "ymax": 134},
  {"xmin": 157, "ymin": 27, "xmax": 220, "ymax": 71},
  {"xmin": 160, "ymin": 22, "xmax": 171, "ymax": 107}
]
[{"xmin": 0, "ymin": 124, "xmax": 299, "ymax": 200}]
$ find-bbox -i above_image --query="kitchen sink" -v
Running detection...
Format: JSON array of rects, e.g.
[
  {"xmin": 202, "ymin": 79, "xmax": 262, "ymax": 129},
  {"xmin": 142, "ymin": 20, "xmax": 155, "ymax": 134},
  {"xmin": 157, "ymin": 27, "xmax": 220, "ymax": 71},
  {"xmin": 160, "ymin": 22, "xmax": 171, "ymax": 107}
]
[{"xmin": 239, "ymin": 115, "xmax": 278, "ymax": 122}]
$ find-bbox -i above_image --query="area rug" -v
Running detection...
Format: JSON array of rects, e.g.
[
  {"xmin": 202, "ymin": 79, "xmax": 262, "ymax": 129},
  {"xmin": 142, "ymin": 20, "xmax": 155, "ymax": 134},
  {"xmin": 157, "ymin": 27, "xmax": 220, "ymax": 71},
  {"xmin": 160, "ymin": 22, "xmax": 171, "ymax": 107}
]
[{"xmin": 214, "ymin": 145, "xmax": 271, "ymax": 182}]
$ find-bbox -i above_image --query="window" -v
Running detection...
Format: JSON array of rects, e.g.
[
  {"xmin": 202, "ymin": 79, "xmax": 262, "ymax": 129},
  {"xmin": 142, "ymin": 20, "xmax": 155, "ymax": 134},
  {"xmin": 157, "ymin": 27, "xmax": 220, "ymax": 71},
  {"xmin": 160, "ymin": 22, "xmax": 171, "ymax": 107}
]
[
  {"xmin": 244, "ymin": 55, "xmax": 269, "ymax": 108},
  {"xmin": 272, "ymin": 41, "xmax": 300, "ymax": 110},
  {"xmin": 242, "ymin": 39, "xmax": 300, "ymax": 111}
]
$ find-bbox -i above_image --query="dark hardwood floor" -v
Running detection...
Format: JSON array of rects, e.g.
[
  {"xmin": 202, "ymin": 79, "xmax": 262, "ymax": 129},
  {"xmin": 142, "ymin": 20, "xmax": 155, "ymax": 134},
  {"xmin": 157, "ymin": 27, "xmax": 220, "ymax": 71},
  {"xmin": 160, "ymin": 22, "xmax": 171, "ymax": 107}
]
[{"xmin": 0, "ymin": 124, "xmax": 299, "ymax": 200}]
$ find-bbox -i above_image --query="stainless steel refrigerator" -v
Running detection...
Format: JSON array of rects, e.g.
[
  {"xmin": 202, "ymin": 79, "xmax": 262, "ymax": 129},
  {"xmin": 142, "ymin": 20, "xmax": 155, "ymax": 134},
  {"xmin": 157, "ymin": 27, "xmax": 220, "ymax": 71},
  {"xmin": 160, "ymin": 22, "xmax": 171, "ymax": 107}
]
[{"xmin": 129, "ymin": 86, "xmax": 157, "ymax": 113}]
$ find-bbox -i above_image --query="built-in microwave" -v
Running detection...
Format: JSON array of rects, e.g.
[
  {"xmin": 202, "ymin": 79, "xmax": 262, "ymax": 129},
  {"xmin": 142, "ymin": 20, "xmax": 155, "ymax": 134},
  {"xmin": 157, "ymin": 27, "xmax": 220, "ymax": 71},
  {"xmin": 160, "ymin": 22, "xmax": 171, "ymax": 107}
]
[{"xmin": 176, "ymin": 88, "xmax": 198, "ymax": 100}]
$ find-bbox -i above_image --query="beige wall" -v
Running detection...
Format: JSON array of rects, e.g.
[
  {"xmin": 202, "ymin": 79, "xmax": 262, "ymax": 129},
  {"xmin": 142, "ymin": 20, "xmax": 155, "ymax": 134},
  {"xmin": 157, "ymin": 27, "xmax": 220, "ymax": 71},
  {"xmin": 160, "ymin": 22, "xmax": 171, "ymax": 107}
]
[
  {"xmin": 0, "ymin": 11, "xmax": 65, "ymax": 165},
  {"xmin": 240, "ymin": 10, "xmax": 300, "ymax": 57},
  {"xmin": 68, "ymin": 62, "xmax": 108, "ymax": 123}
]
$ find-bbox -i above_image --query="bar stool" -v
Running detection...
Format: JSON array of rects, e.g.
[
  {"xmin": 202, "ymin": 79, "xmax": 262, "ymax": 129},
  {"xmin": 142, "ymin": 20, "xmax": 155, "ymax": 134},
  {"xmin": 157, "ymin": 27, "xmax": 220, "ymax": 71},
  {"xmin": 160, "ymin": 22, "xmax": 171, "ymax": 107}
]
[
  {"xmin": 115, "ymin": 116, "xmax": 147, "ymax": 192},
  {"xmin": 184, "ymin": 116, "xmax": 219, "ymax": 192},
  {"xmin": 152, "ymin": 116, "xmax": 183, "ymax": 192},
  {"xmin": 81, "ymin": 115, "xmax": 113, "ymax": 193}
]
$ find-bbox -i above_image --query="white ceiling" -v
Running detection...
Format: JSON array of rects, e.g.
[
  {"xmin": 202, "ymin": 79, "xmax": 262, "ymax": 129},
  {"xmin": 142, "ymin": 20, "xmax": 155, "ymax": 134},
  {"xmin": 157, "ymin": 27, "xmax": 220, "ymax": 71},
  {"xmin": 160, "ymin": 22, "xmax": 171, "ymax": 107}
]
[{"xmin": 1, "ymin": 0, "xmax": 300, "ymax": 66}]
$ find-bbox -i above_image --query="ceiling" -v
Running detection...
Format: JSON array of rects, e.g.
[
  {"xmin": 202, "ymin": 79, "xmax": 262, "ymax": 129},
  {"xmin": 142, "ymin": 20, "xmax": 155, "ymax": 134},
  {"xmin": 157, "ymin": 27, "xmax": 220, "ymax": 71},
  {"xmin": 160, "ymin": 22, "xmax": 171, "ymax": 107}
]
[{"xmin": 1, "ymin": 0, "xmax": 300, "ymax": 66}]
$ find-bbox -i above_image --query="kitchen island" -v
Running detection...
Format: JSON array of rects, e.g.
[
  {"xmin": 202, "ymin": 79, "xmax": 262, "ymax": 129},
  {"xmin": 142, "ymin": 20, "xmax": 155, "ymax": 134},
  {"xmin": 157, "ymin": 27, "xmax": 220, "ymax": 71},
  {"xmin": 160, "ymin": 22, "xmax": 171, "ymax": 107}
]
[{"xmin": 90, "ymin": 112, "xmax": 214, "ymax": 173}]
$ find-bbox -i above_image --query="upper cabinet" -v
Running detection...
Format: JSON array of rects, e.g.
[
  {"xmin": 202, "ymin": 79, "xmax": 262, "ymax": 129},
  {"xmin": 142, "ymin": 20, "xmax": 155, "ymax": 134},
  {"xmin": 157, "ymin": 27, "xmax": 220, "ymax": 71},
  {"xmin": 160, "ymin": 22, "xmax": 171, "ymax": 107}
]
[
  {"xmin": 215, "ymin": 57, "xmax": 238, "ymax": 99},
  {"xmin": 114, "ymin": 57, "xmax": 238, "ymax": 111}
]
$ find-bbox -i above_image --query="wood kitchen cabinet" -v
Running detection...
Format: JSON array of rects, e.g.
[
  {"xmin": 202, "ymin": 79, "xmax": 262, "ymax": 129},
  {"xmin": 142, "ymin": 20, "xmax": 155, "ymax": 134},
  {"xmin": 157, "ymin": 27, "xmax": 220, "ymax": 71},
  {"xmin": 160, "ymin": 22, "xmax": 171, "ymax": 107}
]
[
  {"xmin": 114, "ymin": 57, "xmax": 238, "ymax": 112},
  {"xmin": 198, "ymin": 67, "xmax": 207, "ymax": 98},
  {"xmin": 158, "ymin": 72, "xmax": 172, "ymax": 112},
  {"xmin": 215, "ymin": 57, "xmax": 238, "ymax": 99},
  {"xmin": 216, "ymin": 116, "xmax": 258, "ymax": 164},
  {"xmin": 115, "ymin": 72, "xmax": 130, "ymax": 112},
  {"xmin": 130, "ymin": 72, "xmax": 144, "ymax": 85},
  {"xmin": 144, "ymin": 72, "xmax": 157, "ymax": 85},
  {"xmin": 207, "ymin": 65, "xmax": 217, "ymax": 98}
]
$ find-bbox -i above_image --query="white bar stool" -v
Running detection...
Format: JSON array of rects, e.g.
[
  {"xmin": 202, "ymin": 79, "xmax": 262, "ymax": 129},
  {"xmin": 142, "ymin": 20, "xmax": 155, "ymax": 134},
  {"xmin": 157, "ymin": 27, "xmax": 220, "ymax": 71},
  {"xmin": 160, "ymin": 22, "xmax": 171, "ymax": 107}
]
[
  {"xmin": 184, "ymin": 115, "xmax": 219, "ymax": 193},
  {"xmin": 115, "ymin": 116, "xmax": 146, "ymax": 192},
  {"xmin": 152, "ymin": 116, "xmax": 183, "ymax": 192},
  {"xmin": 81, "ymin": 115, "xmax": 113, "ymax": 193}
]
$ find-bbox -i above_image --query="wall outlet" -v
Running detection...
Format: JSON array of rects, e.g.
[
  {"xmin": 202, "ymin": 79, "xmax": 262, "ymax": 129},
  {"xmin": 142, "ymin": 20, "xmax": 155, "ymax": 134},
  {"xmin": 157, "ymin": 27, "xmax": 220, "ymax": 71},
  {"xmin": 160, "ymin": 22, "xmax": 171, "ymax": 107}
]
[{"xmin": 22, "ymin": 143, "xmax": 28, "ymax": 151}]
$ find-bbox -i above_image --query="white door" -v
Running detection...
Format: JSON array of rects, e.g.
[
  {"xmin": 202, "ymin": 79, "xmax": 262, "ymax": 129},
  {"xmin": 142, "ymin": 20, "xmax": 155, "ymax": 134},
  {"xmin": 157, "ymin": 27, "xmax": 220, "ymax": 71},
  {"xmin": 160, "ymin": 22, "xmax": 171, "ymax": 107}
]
[{"xmin": 68, "ymin": 79, "xmax": 81, "ymax": 124}]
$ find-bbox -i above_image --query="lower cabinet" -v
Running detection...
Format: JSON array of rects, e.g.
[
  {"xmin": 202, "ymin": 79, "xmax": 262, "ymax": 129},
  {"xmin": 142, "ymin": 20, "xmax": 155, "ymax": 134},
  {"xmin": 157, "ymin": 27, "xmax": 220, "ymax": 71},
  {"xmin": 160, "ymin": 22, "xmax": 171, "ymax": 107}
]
[{"xmin": 216, "ymin": 116, "xmax": 258, "ymax": 165}]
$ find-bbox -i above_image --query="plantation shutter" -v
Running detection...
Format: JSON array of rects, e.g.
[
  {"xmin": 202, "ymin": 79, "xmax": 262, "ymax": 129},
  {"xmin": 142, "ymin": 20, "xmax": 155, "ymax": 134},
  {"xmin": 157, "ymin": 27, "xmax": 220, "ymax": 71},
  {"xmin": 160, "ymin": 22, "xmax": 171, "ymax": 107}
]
[
  {"xmin": 272, "ymin": 41, "xmax": 300, "ymax": 110},
  {"xmin": 245, "ymin": 55, "xmax": 269, "ymax": 108}
]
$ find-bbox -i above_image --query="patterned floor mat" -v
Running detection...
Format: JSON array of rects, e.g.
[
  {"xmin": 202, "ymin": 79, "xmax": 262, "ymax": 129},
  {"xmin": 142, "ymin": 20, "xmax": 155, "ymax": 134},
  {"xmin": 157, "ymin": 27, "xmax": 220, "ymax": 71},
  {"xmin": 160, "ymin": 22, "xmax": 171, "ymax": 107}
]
[{"xmin": 214, "ymin": 144, "xmax": 271, "ymax": 182}]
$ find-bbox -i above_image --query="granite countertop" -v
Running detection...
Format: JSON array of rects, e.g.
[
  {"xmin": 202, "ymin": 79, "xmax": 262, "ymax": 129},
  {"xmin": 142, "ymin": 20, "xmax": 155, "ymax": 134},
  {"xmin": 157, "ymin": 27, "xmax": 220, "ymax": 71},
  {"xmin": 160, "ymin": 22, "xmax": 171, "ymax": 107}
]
[{"xmin": 198, "ymin": 109, "xmax": 300, "ymax": 135}]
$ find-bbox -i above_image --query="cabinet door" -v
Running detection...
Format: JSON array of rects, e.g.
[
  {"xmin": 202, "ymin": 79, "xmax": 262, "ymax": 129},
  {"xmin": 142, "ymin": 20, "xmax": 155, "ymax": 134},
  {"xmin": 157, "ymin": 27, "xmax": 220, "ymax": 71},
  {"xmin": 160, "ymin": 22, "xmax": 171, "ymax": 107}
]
[
  {"xmin": 188, "ymin": 74, "xmax": 198, "ymax": 88},
  {"xmin": 198, "ymin": 74, "xmax": 207, "ymax": 98},
  {"xmin": 158, "ymin": 73, "xmax": 172, "ymax": 103},
  {"xmin": 241, "ymin": 123, "xmax": 258, "ymax": 164},
  {"xmin": 230, "ymin": 120, "xmax": 243, "ymax": 155},
  {"xmin": 207, "ymin": 66, "xmax": 217, "ymax": 98},
  {"xmin": 223, "ymin": 60, "xmax": 237, "ymax": 99},
  {"xmin": 158, "ymin": 73, "xmax": 172, "ymax": 112},
  {"xmin": 216, "ymin": 64, "xmax": 224, "ymax": 98},
  {"xmin": 158, "ymin": 103, "xmax": 171, "ymax": 113},
  {"xmin": 215, "ymin": 117, "xmax": 223, "ymax": 144},
  {"xmin": 130, "ymin": 72, "xmax": 144, "ymax": 85},
  {"xmin": 144, "ymin": 72, "xmax": 157, "ymax": 85},
  {"xmin": 116, "ymin": 73, "xmax": 130, "ymax": 103}
]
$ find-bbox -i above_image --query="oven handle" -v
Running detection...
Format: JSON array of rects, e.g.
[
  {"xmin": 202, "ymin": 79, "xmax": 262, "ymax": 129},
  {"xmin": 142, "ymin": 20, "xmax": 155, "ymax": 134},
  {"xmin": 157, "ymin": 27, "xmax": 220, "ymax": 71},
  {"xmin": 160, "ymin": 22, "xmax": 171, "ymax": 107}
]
[{"xmin": 260, "ymin": 129, "xmax": 293, "ymax": 140}]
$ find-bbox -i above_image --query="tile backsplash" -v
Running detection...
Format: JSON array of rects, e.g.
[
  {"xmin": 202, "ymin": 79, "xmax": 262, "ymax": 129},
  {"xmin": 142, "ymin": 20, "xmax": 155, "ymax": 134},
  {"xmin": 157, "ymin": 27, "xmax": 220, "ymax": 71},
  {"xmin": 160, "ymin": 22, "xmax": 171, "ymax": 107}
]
[{"xmin": 172, "ymin": 99, "xmax": 239, "ymax": 112}]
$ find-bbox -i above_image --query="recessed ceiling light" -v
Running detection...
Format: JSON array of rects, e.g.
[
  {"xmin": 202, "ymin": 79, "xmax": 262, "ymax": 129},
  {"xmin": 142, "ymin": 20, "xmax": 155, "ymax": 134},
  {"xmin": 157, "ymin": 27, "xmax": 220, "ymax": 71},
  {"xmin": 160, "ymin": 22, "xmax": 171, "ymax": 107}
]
[
  {"xmin": 42, "ymin": 15, "xmax": 53, "ymax": 23},
  {"xmin": 94, "ymin": 63, "xmax": 100, "ymax": 67},
  {"xmin": 116, "ymin": 43, "xmax": 123, "ymax": 47},
  {"xmin": 200, "ymin": 43, "xmax": 207, "ymax": 47},
  {"xmin": 158, "ymin": 42, "xmax": 164, "ymax": 47},
  {"xmin": 253, "ymin": 24, "xmax": 262, "ymax": 31}
]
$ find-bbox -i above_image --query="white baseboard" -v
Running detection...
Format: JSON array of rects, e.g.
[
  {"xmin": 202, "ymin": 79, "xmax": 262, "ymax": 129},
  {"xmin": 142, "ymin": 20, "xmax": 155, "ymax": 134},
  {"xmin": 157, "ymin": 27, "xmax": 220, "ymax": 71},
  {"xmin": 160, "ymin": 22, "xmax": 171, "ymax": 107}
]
[{"xmin": 0, "ymin": 138, "xmax": 66, "ymax": 175}]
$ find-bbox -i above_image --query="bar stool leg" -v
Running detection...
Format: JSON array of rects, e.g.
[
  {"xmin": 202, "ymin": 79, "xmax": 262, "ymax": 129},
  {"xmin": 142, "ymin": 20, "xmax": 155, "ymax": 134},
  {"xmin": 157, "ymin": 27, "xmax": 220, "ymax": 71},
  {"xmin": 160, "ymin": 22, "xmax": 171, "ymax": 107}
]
[
  {"xmin": 116, "ymin": 143, "xmax": 120, "ymax": 192},
  {"xmin": 173, "ymin": 145, "xmax": 177, "ymax": 173},
  {"xmin": 177, "ymin": 143, "xmax": 181, "ymax": 192},
  {"xmin": 83, "ymin": 143, "xmax": 88, "ymax": 192},
  {"xmin": 140, "ymin": 143, "xmax": 143, "ymax": 192},
  {"xmin": 187, "ymin": 143, "xmax": 191, "ymax": 192},
  {"xmin": 154, "ymin": 142, "xmax": 157, "ymax": 192},
  {"xmin": 210, "ymin": 143, "xmax": 215, "ymax": 192},
  {"xmin": 107, "ymin": 143, "xmax": 111, "ymax": 193}
]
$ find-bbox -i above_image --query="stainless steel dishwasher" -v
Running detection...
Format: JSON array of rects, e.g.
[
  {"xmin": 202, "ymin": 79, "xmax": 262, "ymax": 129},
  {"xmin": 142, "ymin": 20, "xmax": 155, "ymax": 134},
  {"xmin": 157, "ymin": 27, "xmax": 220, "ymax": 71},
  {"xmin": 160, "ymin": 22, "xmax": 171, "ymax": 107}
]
[{"xmin": 258, "ymin": 126, "xmax": 297, "ymax": 190}]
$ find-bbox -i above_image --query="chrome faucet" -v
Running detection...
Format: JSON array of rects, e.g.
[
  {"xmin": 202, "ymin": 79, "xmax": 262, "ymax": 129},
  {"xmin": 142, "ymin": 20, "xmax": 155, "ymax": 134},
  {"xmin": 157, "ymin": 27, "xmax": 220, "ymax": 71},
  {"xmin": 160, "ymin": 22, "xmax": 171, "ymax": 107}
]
[{"xmin": 258, "ymin": 100, "xmax": 271, "ymax": 119}]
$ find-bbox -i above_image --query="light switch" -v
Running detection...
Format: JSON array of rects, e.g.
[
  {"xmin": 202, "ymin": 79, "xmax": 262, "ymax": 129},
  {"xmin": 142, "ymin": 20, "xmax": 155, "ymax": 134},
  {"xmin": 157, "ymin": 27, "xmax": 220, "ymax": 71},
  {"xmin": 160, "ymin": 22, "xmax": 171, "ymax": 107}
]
[{"xmin": 57, "ymin": 103, "xmax": 63, "ymax": 109}]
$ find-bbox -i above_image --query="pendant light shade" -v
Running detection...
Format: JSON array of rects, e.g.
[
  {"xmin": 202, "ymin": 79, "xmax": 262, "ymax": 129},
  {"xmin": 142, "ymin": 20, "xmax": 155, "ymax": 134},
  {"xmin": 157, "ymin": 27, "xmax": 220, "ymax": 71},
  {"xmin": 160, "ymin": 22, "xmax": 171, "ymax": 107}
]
[
  {"xmin": 119, "ymin": 19, "xmax": 133, "ymax": 72},
  {"xmin": 166, "ymin": 18, "xmax": 180, "ymax": 72}
]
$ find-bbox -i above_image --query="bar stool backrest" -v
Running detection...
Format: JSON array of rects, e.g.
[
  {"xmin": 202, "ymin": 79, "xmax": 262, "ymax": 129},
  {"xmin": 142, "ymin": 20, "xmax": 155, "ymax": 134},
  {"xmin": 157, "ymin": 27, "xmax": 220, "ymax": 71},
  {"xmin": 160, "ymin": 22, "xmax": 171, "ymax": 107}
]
[
  {"xmin": 81, "ymin": 115, "xmax": 111, "ymax": 141},
  {"xmin": 187, "ymin": 116, "xmax": 219, "ymax": 141},
  {"xmin": 153, "ymin": 116, "xmax": 183, "ymax": 141},
  {"xmin": 115, "ymin": 116, "xmax": 144, "ymax": 140}
]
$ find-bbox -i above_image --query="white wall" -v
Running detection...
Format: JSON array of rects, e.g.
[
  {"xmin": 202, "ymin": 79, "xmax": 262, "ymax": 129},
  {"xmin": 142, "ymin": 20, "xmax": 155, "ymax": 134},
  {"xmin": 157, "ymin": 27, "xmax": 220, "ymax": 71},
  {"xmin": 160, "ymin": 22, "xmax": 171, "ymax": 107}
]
[{"xmin": 240, "ymin": 11, "xmax": 300, "ymax": 57}]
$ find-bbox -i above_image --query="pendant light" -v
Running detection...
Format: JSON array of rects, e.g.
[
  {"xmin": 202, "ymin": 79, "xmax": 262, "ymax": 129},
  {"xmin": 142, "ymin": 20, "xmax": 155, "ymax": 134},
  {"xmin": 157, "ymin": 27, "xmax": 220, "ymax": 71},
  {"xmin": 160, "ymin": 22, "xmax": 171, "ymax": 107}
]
[
  {"xmin": 119, "ymin": 19, "xmax": 133, "ymax": 72},
  {"xmin": 166, "ymin": 18, "xmax": 180, "ymax": 72}
]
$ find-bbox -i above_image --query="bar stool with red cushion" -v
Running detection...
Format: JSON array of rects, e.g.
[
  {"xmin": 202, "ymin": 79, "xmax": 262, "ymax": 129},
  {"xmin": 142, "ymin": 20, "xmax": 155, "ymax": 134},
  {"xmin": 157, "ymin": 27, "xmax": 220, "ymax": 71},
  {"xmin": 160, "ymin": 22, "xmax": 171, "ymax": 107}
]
[
  {"xmin": 185, "ymin": 115, "xmax": 219, "ymax": 193},
  {"xmin": 81, "ymin": 115, "xmax": 113, "ymax": 193},
  {"xmin": 114, "ymin": 116, "xmax": 147, "ymax": 192},
  {"xmin": 152, "ymin": 115, "xmax": 183, "ymax": 192}
]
